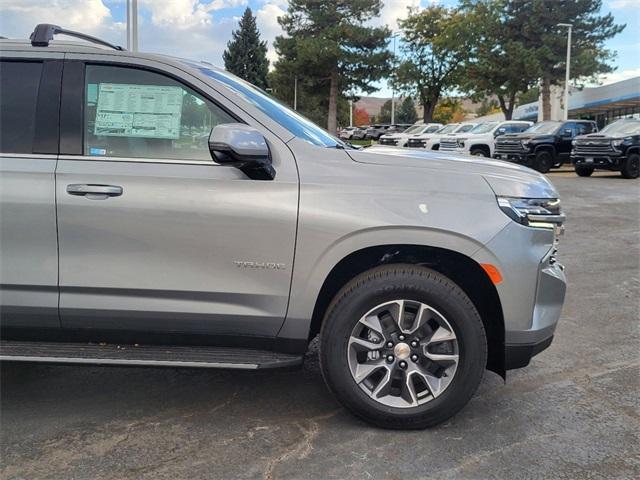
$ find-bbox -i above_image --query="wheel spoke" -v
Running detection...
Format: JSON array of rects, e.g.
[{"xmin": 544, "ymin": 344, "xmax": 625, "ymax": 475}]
[
  {"xmin": 427, "ymin": 326, "xmax": 456, "ymax": 344},
  {"xmin": 386, "ymin": 300, "xmax": 405, "ymax": 330},
  {"xmin": 353, "ymin": 360, "xmax": 385, "ymax": 384},
  {"xmin": 402, "ymin": 370, "xmax": 420, "ymax": 406},
  {"xmin": 424, "ymin": 352, "xmax": 459, "ymax": 363},
  {"xmin": 348, "ymin": 336, "xmax": 382, "ymax": 352},
  {"xmin": 358, "ymin": 314, "xmax": 385, "ymax": 339},
  {"xmin": 371, "ymin": 366, "xmax": 393, "ymax": 398}
]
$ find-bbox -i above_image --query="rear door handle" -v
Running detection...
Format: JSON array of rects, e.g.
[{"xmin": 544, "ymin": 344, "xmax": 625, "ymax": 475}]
[{"xmin": 66, "ymin": 184, "xmax": 123, "ymax": 197}]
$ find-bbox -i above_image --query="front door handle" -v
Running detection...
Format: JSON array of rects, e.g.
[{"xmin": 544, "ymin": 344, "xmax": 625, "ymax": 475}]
[{"xmin": 67, "ymin": 184, "xmax": 123, "ymax": 197}]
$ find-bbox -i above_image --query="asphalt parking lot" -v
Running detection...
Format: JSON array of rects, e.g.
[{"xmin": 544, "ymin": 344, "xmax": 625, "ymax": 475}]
[{"xmin": 1, "ymin": 171, "xmax": 639, "ymax": 480}]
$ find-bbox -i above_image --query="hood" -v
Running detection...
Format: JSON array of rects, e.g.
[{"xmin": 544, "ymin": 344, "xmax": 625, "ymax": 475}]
[
  {"xmin": 348, "ymin": 146, "xmax": 558, "ymax": 198},
  {"xmin": 498, "ymin": 133, "xmax": 553, "ymax": 142}
]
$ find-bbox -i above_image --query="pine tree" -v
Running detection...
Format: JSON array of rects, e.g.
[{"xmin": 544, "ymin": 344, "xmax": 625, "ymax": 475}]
[
  {"xmin": 223, "ymin": 7, "xmax": 269, "ymax": 90},
  {"xmin": 273, "ymin": 1, "xmax": 392, "ymax": 133},
  {"xmin": 397, "ymin": 97, "xmax": 417, "ymax": 124},
  {"xmin": 504, "ymin": 0, "xmax": 625, "ymax": 120}
]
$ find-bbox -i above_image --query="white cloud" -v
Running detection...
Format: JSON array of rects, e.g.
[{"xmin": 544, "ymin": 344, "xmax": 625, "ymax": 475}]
[
  {"xmin": 0, "ymin": 0, "xmax": 114, "ymax": 35},
  {"xmin": 255, "ymin": 2, "xmax": 286, "ymax": 64},
  {"xmin": 377, "ymin": 0, "xmax": 421, "ymax": 32},
  {"xmin": 138, "ymin": 0, "xmax": 246, "ymax": 29},
  {"xmin": 593, "ymin": 67, "xmax": 640, "ymax": 85},
  {"xmin": 608, "ymin": 0, "xmax": 640, "ymax": 9}
]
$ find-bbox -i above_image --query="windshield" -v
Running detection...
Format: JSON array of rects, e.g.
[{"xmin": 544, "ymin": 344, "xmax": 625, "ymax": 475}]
[
  {"xmin": 438, "ymin": 124, "xmax": 459, "ymax": 134},
  {"xmin": 601, "ymin": 120, "xmax": 640, "ymax": 135},
  {"xmin": 425, "ymin": 125, "xmax": 441, "ymax": 133},
  {"xmin": 525, "ymin": 121, "xmax": 561, "ymax": 134},
  {"xmin": 404, "ymin": 125, "xmax": 423, "ymax": 134},
  {"xmin": 189, "ymin": 63, "xmax": 344, "ymax": 148},
  {"xmin": 469, "ymin": 122, "xmax": 499, "ymax": 134},
  {"xmin": 457, "ymin": 124, "xmax": 476, "ymax": 133}
]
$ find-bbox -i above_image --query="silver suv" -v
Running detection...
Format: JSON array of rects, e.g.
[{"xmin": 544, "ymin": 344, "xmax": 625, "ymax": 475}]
[{"xmin": 0, "ymin": 25, "xmax": 566, "ymax": 429}]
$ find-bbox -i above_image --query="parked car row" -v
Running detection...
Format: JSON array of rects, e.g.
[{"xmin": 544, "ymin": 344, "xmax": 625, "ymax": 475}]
[
  {"xmin": 354, "ymin": 117, "xmax": 638, "ymax": 178},
  {"xmin": 339, "ymin": 124, "xmax": 413, "ymax": 141}
]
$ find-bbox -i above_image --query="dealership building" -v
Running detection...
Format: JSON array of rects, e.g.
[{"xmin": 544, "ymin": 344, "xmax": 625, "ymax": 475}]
[{"xmin": 511, "ymin": 76, "xmax": 640, "ymax": 127}]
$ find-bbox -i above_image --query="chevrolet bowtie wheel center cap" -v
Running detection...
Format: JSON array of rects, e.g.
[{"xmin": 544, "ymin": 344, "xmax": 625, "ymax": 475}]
[{"xmin": 394, "ymin": 342, "xmax": 411, "ymax": 360}]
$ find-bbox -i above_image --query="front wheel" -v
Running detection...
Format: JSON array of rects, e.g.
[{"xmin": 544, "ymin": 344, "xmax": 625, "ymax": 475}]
[
  {"xmin": 575, "ymin": 165, "xmax": 594, "ymax": 177},
  {"xmin": 534, "ymin": 151, "xmax": 553, "ymax": 173},
  {"xmin": 621, "ymin": 153, "xmax": 640, "ymax": 179},
  {"xmin": 470, "ymin": 148, "xmax": 489, "ymax": 157},
  {"xmin": 320, "ymin": 265, "xmax": 487, "ymax": 429}
]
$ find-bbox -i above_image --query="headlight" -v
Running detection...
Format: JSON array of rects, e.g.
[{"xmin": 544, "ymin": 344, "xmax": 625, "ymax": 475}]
[
  {"xmin": 497, "ymin": 196, "xmax": 564, "ymax": 229},
  {"xmin": 571, "ymin": 140, "xmax": 577, "ymax": 146},
  {"xmin": 612, "ymin": 138, "xmax": 627, "ymax": 148},
  {"xmin": 521, "ymin": 140, "xmax": 530, "ymax": 150},
  {"xmin": 457, "ymin": 138, "xmax": 467, "ymax": 147}
]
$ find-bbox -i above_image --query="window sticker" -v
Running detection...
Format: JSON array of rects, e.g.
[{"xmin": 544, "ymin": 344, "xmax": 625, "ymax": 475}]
[{"xmin": 94, "ymin": 83, "xmax": 184, "ymax": 139}]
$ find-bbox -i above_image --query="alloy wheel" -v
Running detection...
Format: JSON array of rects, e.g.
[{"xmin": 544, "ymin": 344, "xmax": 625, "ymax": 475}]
[{"xmin": 347, "ymin": 300, "xmax": 459, "ymax": 408}]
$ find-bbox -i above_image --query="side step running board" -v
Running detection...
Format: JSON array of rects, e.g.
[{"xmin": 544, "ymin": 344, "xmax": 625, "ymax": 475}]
[{"xmin": 0, "ymin": 341, "xmax": 303, "ymax": 370}]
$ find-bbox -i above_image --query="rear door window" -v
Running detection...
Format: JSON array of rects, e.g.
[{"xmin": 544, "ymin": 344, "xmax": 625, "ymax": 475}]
[
  {"xmin": 0, "ymin": 61, "xmax": 43, "ymax": 154},
  {"xmin": 84, "ymin": 65, "xmax": 235, "ymax": 161}
]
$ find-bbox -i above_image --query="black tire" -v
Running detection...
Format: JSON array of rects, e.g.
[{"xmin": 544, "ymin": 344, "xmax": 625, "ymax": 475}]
[
  {"xmin": 534, "ymin": 151, "xmax": 553, "ymax": 173},
  {"xmin": 319, "ymin": 264, "xmax": 487, "ymax": 429},
  {"xmin": 621, "ymin": 153, "xmax": 640, "ymax": 179},
  {"xmin": 575, "ymin": 165, "xmax": 594, "ymax": 177},
  {"xmin": 470, "ymin": 148, "xmax": 489, "ymax": 157}
]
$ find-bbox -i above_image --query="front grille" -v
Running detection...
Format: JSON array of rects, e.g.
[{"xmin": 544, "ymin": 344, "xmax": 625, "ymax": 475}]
[
  {"xmin": 379, "ymin": 138, "xmax": 399, "ymax": 146},
  {"xmin": 407, "ymin": 139, "xmax": 426, "ymax": 148},
  {"xmin": 495, "ymin": 140, "xmax": 526, "ymax": 153},
  {"xmin": 439, "ymin": 139, "xmax": 459, "ymax": 150},
  {"xmin": 574, "ymin": 140, "xmax": 614, "ymax": 155}
]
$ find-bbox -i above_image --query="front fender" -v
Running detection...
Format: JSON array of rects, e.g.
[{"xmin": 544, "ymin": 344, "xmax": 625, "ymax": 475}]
[{"xmin": 277, "ymin": 226, "xmax": 492, "ymax": 341}]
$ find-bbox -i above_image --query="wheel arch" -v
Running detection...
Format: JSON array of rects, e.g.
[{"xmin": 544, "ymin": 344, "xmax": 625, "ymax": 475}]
[
  {"xmin": 470, "ymin": 143, "xmax": 491, "ymax": 157},
  {"xmin": 307, "ymin": 244, "xmax": 506, "ymax": 377},
  {"xmin": 534, "ymin": 144, "xmax": 556, "ymax": 157}
]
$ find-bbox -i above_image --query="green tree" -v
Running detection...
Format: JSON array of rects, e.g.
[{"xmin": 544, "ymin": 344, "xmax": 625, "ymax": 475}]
[
  {"xmin": 432, "ymin": 98, "xmax": 466, "ymax": 124},
  {"xmin": 460, "ymin": 0, "xmax": 541, "ymax": 120},
  {"xmin": 394, "ymin": 6, "xmax": 475, "ymax": 123},
  {"xmin": 505, "ymin": 0, "xmax": 625, "ymax": 119},
  {"xmin": 378, "ymin": 99, "xmax": 392, "ymax": 123},
  {"xmin": 223, "ymin": 7, "xmax": 269, "ymax": 90},
  {"xmin": 397, "ymin": 97, "xmax": 417, "ymax": 124},
  {"xmin": 274, "ymin": 0, "xmax": 392, "ymax": 133},
  {"xmin": 476, "ymin": 98, "xmax": 500, "ymax": 117}
]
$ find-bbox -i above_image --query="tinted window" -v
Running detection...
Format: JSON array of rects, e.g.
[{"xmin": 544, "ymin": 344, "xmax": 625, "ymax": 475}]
[
  {"xmin": 0, "ymin": 61, "xmax": 43, "ymax": 154},
  {"xmin": 575, "ymin": 122, "xmax": 595, "ymax": 135},
  {"xmin": 84, "ymin": 65, "xmax": 235, "ymax": 161},
  {"xmin": 504, "ymin": 123, "xmax": 529, "ymax": 133}
]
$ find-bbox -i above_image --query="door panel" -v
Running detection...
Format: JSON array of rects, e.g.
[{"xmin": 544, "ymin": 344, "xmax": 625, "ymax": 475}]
[
  {"xmin": 56, "ymin": 159, "xmax": 297, "ymax": 336},
  {"xmin": 1, "ymin": 155, "xmax": 59, "ymax": 328},
  {"xmin": 0, "ymin": 56, "xmax": 62, "ymax": 329}
]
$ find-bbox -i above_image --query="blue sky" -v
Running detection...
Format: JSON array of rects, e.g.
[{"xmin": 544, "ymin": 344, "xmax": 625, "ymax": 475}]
[{"xmin": 1, "ymin": 0, "xmax": 638, "ymax": 97}]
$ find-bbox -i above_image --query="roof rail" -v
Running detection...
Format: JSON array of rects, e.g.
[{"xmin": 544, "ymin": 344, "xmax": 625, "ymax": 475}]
[{"xmin": 30, "ymin": 24, "xmax": 125, "ymax": 51}]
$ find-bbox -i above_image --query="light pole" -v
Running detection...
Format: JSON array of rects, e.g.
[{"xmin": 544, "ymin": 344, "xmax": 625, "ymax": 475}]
[
  {"xmin": 390, "ymin": 32, "xmax": 401, "ymax": 125},
  {"xmin": 557, "ymin": 23, "xmax": 572, "ymax": 121},
  {"xmin": 126, "ymin": 0, "xmax": 138, "ymax": 51},
  {"xmin": 349, "ymin": 99, "xmax": 353, "ymax": 127}
]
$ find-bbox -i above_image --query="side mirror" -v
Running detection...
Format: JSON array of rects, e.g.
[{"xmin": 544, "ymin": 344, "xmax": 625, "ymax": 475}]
[
  {"xmin": 562, "ymin": 128, "xmax": 573, "ymax": 138},
  {"xmin": 494, "ymin": 127, "xmax": 507, "ymax": 137},
  {"xmin": 209, "ymin": 124, "xmax": 275, "ymax": 180}
]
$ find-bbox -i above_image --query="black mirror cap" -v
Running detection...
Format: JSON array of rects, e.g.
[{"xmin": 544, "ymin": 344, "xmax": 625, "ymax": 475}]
[{"xmin": 209, "ymin": 124, "xmax": 275, "ymax": 180}]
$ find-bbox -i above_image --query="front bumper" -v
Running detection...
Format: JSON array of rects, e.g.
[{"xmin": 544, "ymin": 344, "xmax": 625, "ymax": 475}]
[
  {"xmin": 472, "ymin": 221, "xmax": 567, "ymax": 370},
  {"xmin": 572, "ymin": 153, "xmax": 625, "ymax": 170},
  {"xmin": 493, "ymin": 152, "xmax": 535, "ymax": 165}
]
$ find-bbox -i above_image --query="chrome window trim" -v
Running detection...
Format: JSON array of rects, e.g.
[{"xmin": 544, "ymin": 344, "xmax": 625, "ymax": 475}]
[
  {"xmin": 58, "ymin": 154, "xmax": 220, "ymax": 166},
  {"xmin": 0, "ymin": 152, "xmax": 57, "ymax": 159}
]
